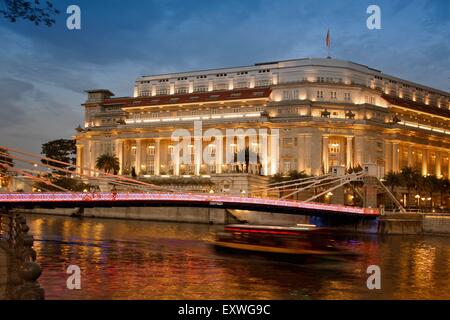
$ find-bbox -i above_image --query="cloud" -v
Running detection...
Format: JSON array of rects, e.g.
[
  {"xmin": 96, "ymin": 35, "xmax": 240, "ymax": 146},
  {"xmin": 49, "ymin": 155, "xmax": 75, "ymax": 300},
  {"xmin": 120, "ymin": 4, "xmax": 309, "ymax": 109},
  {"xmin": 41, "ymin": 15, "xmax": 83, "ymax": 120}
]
[
  {"xmin": 0, "ymin": 78, "xmax": 35, "ymax": 127},
  {"xmin": 0, "ymin": 0, "xmax": 448, "ymax": 153}
]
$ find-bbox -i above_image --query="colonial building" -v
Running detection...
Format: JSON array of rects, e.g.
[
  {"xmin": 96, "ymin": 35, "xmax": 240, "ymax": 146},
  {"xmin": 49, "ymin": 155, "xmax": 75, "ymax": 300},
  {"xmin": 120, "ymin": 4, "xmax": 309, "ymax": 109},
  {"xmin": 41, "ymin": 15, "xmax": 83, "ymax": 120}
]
[{"xmin": 75, "ymin": 57, "xmax": 450, "ymax": 184}]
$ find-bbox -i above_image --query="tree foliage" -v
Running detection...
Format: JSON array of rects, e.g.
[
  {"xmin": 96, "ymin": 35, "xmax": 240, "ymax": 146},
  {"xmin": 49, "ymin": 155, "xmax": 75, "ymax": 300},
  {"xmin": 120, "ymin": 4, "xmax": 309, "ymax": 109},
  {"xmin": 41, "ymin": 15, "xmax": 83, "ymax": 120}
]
[
  {"xmin": 0, "ymin": 0, "xmax": 59, "ymax": 26},
  {"xmin": 34, "ymin": 176, "xmax": 92, "ymax": 192},
  {"xmin": 269, "ymin": 170, "xmax": 309, "ymax": 184},
  {"xmin": 382, "ymin": 167, "xmax": 450, "ymax": 209},
  {"xmin": 384, "ymin": 171, "xmax": 402, "ymax": 193},
  {"xmin": 41, "ymin": 139, "xmax": 76, "ymax": 170},
  {"xmin": 0, "ymin": 147, "xmax": 14, "ymax": 176},
  {"xmin": 95, "ymin": 153, "xmax": 120, "ymax": 174}
]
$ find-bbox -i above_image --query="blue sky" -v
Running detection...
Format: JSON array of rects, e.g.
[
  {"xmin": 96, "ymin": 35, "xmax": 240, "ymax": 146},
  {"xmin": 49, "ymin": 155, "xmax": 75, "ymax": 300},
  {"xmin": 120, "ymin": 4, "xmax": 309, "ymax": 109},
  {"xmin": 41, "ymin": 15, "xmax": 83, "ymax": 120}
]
[{"xmin": 0, "ymin": 0, "xmax": 449, "ymax": 152}]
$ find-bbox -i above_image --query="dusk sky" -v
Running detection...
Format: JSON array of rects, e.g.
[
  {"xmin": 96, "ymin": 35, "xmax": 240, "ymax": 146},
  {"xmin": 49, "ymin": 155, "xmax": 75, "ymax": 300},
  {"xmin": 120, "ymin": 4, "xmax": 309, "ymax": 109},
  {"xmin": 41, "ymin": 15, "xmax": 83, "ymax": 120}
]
[{"xmin": 0, "ymin": 0, "xmax": 449, "ymax": 153}]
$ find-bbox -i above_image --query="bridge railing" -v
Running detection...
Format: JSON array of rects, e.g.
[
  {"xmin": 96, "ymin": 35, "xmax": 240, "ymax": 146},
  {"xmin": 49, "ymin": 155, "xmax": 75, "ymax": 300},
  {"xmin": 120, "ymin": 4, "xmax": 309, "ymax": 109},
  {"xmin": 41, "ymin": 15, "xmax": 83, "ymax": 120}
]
[
  {"xmin": 0, "ymin": 191, "xmax": 380, "ymax": 216},
  {"xmin": 0, "ymin": 209, "xmax": 44, "ymax": 299}
]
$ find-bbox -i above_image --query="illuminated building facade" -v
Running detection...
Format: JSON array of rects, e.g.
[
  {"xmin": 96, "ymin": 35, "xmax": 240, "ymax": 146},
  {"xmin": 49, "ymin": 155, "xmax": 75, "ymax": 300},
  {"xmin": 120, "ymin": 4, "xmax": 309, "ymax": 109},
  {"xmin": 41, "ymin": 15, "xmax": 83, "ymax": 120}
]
[{"xmin": 75, "ymin": 58, "xmax": 450, "ymax": 181}]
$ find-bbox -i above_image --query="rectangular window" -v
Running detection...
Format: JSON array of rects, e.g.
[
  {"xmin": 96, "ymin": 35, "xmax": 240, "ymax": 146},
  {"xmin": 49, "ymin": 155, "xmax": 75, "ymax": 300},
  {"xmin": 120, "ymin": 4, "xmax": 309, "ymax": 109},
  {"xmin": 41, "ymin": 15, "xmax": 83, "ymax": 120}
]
[
  {"xmin": 283, "ymin": 90, "xmax": 299, "ymax": 100},
  {"xmin": 255, "ymin": 79, "xmax": 271, "ymax": 87},
  {"xmin": 147, "ymin": 145, "xmax": 155, "ymax": 156},
  {"xmin": 156, "ymin": 88, "xmax": 169, "ymax": 95},
  {"xmin": 283, "ymin": 161, "xmax": 291, "ymax": 172},
  {"xmin": 213, "ymin": 83, "xmax": 228, "ymax": 91},
  {"xmin": 317, "ymin": 91, "xmax": 324, "ymax": 99},
  {"xmin": 208, "ymin": 144, "xmax": 216, "ymax": 157},
  {"xmin": 328, "ymin": 140, "xmax": 341, "ymax": 154},
  {"xmin": 235, "ymin": 81, "xmax": 249, "ymax": 89},
  {"xmin": 175, "ymin": 87, "xmax": 188, "ymax": 94},
  {"xmin": 194, "ymin": 86, "xmax": 207, "ymax": 92}
]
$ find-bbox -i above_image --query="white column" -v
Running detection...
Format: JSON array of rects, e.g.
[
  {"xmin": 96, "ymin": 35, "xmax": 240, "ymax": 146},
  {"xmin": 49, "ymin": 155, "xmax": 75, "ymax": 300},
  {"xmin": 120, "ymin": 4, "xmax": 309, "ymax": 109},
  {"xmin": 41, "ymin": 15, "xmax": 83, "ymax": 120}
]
[
  {"xmin": 114, "ymin": 140, "xmax": 123, "ymax": 174},
  {"xmin": 89, "ymin": 141, "xmax": 96, "ymax": 176},
  {"xmin": 296, "ymin": 134, "xmax": 312, "ymax": 175},
  {"xmin": 216, "ymin": 135, "xmax": 224, "ymax": 174},
  {"xmin": 422, "ymin": 149, "xmax": 428, "ymax": 176},
  {"xmin": 354, "ymin": 136, "xmax": 364, "ymax": 168},
  {"xmin": 194, "ymin": 138, "xmax": 202, "ymax": 176},
  {"xmin": 407, "ymin": 145, "xmax": 413, "ymax": 168},
  {"xmin": 346, "ymin": 136, "xmax": 353, "ymax": 169},
  {"xmin": 259, "ymin": 130, "xmax": 269, "ymax": 176},
  {"xmin": 447, "ymin": 152, "xmax": 450, "ymax": 179},
  {"xmin": 76, "ymin": 144, "xmax": 83, "ymax": 175},
  {"xmin": 269, "ymin": 129, "xmax": 280, "ymax": 175},
  {"xmin": 436, "ymin": 151, "xmax": 441, "ymax": 178},
  {"xmin": 392, "ymin": 142, "xmax": 399, "ymax": 172},
  {"xmin": 322, "ymin": 135, "xmax": 329, "ymax": 173},
  {"xmin": 135, "ymin": 140, "xmax": 142, "ymax": 175},
  {"xmin": 385, "ymin": 141, "xmax": 392, "ymax": 173},
  {"xmin": 83, "ymin": 141, "xmax": 91, "ymax": 176},
  {"xmin": 154, "ymin": 139, "xmax": 160, "ymax": 176},
  {"xmin": 297, "ymin": 134, "xmax": 306, "ymax": 172}
]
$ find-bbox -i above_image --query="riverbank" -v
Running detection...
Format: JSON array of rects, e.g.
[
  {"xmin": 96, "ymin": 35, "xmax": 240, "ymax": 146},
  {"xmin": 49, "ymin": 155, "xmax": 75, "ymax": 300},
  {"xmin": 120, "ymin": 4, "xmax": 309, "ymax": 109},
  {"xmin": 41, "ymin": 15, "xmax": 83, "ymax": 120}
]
[{"xmin": 17, "ymin": 207, "xmax": 450, "ymax": 235}]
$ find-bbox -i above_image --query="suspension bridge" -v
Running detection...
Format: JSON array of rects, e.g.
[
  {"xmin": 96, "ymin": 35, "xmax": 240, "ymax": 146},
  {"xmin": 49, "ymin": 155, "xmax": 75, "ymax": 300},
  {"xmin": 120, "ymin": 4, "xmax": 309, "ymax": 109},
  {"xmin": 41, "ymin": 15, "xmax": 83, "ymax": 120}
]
[{"xmin": 0, "ymin": 146, "xmax": 405, "ymax": 218}]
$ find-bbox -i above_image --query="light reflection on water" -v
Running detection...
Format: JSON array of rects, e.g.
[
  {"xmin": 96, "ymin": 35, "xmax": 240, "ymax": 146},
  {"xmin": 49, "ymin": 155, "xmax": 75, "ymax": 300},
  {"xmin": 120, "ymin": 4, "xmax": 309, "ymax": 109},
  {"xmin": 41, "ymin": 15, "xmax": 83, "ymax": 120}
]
[{"xmin": 24, "ymin": 214, "xmax": 450, "ymax": 300}]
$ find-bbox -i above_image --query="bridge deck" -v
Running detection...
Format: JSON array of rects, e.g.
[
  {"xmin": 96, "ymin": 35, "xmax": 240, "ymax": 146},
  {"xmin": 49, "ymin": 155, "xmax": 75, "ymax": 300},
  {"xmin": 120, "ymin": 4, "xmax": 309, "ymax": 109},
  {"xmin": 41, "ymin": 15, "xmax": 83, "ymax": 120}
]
[{"xmin": 0, "ymin": 192, "xmax": 380, "ymax": 218}]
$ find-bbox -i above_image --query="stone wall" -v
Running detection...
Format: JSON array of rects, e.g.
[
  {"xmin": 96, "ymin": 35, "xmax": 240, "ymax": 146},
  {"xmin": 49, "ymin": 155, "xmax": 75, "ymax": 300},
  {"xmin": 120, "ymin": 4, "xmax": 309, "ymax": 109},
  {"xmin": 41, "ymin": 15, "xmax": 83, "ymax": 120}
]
[{"xmin": 423, "ymin": 214, "xmax": 450, "ymax": 234}]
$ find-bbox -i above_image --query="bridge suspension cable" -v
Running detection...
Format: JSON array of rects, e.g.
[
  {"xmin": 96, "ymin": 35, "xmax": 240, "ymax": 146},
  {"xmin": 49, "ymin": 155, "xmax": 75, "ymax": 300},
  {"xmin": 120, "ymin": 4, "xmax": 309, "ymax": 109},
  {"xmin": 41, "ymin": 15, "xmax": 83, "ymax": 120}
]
[
  {"xmin": 0, "ymin": 147, "xmax": 176, "ymax": 193},
  {"xmin": 0, "ymin": 151, "xmax": 169, "ymax": 193},
  {"xmin": 304, "ymin": 171, "xmax": 365, "ymax": 202},
  {"xmin": 0, "ymin": 162, "xmax": 70, "ymax": 192}
]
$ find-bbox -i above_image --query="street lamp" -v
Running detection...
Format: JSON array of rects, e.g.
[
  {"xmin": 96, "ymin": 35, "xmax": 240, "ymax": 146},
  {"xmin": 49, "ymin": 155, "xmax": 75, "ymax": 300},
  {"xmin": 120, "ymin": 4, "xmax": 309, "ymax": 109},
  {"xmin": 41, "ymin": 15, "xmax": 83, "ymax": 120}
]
[{"xmin": 415, "ymin": 194, "xmax": 420, "ymax": 207}]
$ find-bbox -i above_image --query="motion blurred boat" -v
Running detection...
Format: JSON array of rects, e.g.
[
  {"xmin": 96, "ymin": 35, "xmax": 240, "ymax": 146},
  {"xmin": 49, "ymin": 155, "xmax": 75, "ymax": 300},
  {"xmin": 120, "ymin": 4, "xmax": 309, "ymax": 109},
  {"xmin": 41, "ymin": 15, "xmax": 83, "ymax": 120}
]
[{"xmin": 212, "ymin": 224, "xmax": 352, "ymax": 258}]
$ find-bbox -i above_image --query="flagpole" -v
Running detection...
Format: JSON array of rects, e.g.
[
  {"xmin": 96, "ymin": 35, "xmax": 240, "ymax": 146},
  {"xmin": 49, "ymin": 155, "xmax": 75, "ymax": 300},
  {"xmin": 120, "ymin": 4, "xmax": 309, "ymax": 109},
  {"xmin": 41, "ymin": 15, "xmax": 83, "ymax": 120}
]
[{"xmin": 325, "ymin": 28, "xmax": 331, "ymax": 59}]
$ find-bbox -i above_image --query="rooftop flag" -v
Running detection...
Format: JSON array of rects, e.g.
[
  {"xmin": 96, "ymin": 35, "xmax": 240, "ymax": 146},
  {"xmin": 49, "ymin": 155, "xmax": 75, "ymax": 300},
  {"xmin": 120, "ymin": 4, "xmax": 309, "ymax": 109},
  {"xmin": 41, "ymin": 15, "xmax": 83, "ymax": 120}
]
[
  {"xmin": 325, "ymin": 28, "xmax": 331, "ymax": 58},
  {"xmin": 326, "ymin": 29, "xmax": 331, "ymax": 48}
]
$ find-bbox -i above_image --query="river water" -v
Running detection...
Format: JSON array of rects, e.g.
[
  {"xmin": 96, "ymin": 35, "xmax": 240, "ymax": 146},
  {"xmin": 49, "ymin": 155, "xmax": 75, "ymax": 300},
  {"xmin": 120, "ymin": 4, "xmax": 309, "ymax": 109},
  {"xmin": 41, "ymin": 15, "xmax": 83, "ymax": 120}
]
[{"xmin": 25, "ymin": 214, "xmax": 450, "ymax": 300}]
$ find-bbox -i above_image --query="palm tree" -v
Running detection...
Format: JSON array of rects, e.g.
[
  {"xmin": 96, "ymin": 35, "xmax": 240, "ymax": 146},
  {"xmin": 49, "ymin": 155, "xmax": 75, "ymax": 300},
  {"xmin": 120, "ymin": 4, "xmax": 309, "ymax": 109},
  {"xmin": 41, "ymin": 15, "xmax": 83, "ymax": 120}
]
[
  {"xmin": 438, "ymin": 178, "xmax": 450, "ymax": 208},
  {"xmin": 95, "ymin": 153, "xmax": 120, "ymax": 174},
  {"xmin": 384, "ymin": 171, "xmax": 402, "ymax": 193},
  {"xmin": 400, "ymin": 166, "xmax": 421, "ymax": 208},
  {"xmin": 421, "ymin": 175, "xmax": 441, "ymax": 209}
]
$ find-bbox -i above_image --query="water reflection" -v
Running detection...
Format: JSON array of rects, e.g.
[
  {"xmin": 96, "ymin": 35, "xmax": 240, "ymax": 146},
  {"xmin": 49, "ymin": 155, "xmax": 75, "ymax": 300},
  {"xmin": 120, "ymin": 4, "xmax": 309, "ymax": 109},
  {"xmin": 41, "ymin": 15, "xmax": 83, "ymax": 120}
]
[{"xmin": 25, "ymin": 214, "xmax": 450, "ymax": 300}]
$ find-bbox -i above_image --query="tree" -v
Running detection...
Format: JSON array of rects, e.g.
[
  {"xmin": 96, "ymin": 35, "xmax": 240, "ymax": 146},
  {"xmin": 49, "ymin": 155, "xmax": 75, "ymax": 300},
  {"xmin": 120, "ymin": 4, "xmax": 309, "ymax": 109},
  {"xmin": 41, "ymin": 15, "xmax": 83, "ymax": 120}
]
[
  {"xmin": 400, "ymin": 166, "xmax": 422, "ymax": 208},
  {"xmin": 95, "ymin": 154, "xmax": 120, "ymax": 174},
  {"xmin": 0, "ymin": 147, "xmax": 13, "ymax": 173},
  {"xmin": 34, "ymin": 176, "xmax": 92, "ymax": 192},
  {"xmin": 438, "ymin": 178, "xmax": 450, "ymax": 208},
  {"xmin": 41, "ymin": 139, "xmax": 76, "ymax": 171},
  {"xmin": 269, "ymin": 170, "xmax": 309, "ymax": 184},
  {"xmin": 0, "ymin": 0, "xmax": 59, "ymax": 26},
  {"xmin": 384, "ymin": 171, "xmax": 402, "ymax": 193},
  {"xmin": 421, "ymin": 175, "xmax": 441, "ymax": 209}
]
